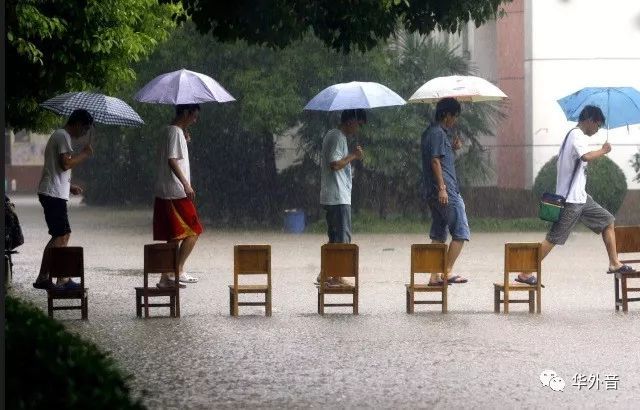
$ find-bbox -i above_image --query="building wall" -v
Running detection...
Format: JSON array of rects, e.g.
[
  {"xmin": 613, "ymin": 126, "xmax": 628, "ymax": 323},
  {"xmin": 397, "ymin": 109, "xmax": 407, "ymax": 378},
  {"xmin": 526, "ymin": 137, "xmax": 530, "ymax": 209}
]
[{"xmin": 526, "ymin": 0, "xmax": 640, "ymax": 189}]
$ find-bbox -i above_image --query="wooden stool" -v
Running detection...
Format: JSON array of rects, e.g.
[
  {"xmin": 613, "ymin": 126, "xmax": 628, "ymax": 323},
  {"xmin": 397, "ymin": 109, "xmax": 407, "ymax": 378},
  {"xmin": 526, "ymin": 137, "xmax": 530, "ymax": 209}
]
[
  {"xmin": 405, "ymin": 244, "xmax": 448, "ymax": 313},
  {"xmin": 613, "ymin": 226, "xmax": 640, "ymax": 312},
  {"xmin": 317, "ymin": 244, "xmax": 359, "ymax": 315},
  {"xmin": 46, "ymin": 247, "xmax": 88, "ymax": 320},
  {"xmin": 229, "ymin": 245, "xmax": 272, "ymax": 316},
  {"xmin": 494, "ymin": 243, "xmax": 542, "ymax": 314},
  {"xmin": 135, "ymin": 243, "xmax": 180, "ymax": 318}
]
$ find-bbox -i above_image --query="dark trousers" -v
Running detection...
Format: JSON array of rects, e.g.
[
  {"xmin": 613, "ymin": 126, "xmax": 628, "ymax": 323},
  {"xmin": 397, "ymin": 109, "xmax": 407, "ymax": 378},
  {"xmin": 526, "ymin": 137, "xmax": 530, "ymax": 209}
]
[{"xmin": 324, "ymin": 204, "xmax": 352, "ymax": 243}]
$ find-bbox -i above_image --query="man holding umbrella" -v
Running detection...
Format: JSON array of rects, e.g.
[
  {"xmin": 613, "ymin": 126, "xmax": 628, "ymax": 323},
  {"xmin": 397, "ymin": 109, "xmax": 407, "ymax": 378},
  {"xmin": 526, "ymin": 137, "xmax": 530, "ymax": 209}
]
[
  {"xmin": 153, "ymin": 104, "xmax": 203, "ymax": 288},
  {"xmin": 421, "ymin": 97, "xmax": 469, "ymax": 286},
  {"xmin": 317, "ymin": 109, "xmax": 365, "ymax": 286},
  {"xmin": 517, "ymin": 105, "xmax": 635, "ymax": 285},
  {"xmin": 33, "ymin": 109, "xmax": 94, "ymax": 290}
]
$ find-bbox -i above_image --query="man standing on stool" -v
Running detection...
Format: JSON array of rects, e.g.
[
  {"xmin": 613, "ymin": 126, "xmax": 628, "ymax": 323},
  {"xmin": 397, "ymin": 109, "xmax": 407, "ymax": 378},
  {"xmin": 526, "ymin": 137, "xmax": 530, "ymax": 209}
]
[
  {"xmin": 421, "ymin": 98, "xmax": 469, "ymax": 286},
  {"xmin": 517, "ymin": 105, "xmax": 635, "ymax": 285},
  {"xmin": 317, "ymin": 109, "xmax": 366, "ymax": 286},
  {"xmin": 33, "ymin": 109, "xmax": 94, "ymax": 290},
  {"xmin": 153, "ymin": 104, "xmax": 204, "ymax": 288}
]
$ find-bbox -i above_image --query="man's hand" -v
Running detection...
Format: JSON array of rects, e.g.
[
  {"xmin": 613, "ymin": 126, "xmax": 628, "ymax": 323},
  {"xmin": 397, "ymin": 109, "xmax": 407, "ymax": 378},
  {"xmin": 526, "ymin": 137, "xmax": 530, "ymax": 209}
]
[
  {"xmin": 184, "ymin": 184, "xmax": 196, "ymax": 201},
  {"xmin": 601, "ymin": 142, "xmax": 612, "ymax": 154},
  {"xmin": 452, "ymin": 136, "xmax": 463, "ymax": 151},
  {"xmin": 70, "ymin": 185, "xmax": 83, "ymax": 195},
  {"xmin": 438, "ymin": 187, "xmax": 448, "ymax": 205},
  {"xmin": 82, "ymin": 143, "xmax": 94, "ymax": 157},
  {"xmin": 353, "ymin": 145, "xmax": 364, "ymax": 160}
]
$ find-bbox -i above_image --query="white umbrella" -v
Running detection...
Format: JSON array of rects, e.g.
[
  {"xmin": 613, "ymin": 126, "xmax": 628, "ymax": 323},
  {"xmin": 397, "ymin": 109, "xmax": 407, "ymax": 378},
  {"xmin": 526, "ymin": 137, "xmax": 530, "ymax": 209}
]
[
  {"xmin": 304, "ymin": 81, "xmax": 406, "ymax": 111},
  {"xmin": 408, "ymin": 75, "xmax": 507, "ymax": 103},
  {"xmin": 41, "ymin": 92, "xmax": 144, "ymax": 127},
  {"xmin": 134, "ymin": 68, "xmax": 235, "ymax": 104}
]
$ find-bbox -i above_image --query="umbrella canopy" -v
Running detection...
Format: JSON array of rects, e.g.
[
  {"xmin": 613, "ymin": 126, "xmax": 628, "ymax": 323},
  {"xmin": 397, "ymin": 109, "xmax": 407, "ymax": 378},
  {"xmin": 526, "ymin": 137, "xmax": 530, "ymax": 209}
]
[
  {"xmin": 41, "ymin": 92, "xmax": 144, "ymax": 127},
  {"xmin": 134, "ymin": 68, "xmax": 236, "ymax": 105},
  {"xmin": 408, "ymin": 75, "xmax": 508, "ymax": 103},
  {"xmin": 303, "ymin": 81, "xmax": 406, "ymax": 111},
  {"xmin": 557, "ymin": 87, "xmax": 640, "ymax": 129}
]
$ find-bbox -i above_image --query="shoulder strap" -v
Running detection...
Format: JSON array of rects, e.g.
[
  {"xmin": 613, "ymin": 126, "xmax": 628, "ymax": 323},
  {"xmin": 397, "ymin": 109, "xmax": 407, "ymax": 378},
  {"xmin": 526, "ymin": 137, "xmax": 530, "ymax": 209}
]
[{"xmin": 559, "ymin": 127, "xmax": 581, "ymax": 198}]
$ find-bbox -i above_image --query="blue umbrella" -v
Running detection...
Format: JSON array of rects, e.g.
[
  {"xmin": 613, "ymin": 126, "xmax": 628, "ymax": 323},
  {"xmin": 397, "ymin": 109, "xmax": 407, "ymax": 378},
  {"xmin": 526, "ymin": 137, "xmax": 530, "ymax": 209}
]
[
  {"xmin": 557, "ymin": 87, "xmax": 640, "ymax": 129},
  {"xmin": 304, "ymin": 81, "xmax": 405, "ymax": 111}
]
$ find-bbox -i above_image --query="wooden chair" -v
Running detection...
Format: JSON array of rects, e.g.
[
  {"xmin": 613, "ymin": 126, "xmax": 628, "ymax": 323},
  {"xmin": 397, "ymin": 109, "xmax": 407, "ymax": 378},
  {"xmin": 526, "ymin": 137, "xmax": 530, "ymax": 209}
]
[
  {"xmin": 613, "ymin": 226, "xmax": 640, "ymax": 313},
  {"xmin": 46, "ymin": 247, "xmax": 88, "ymax": 320},
  {"xmin": 405, "ymin": 244, "xmax": 448, "ymax": 313},
  {"xmin": 317, "ymin": 243, "xmax": 359, "ymax": 315},
  {"xmin": 229, "ymin": 245, "xmax": 272, "ymax": 316},
  {"xmin": 135, "ymin": 243, "xmax": 180, "ymax": 318},
  {"xmin": 494, "ymin": 243, "xmax": 542, "ymax": 314}
]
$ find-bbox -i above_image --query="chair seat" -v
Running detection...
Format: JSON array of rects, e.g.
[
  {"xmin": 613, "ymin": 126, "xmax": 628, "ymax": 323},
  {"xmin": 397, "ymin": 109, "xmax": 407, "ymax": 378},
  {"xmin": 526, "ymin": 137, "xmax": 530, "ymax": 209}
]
[
  {"xmin": 405, "ymin": 283, "xmax": 446, "ymax": 291},
  {"xmin": 494, "ymin": 282, "xmax": 540, "ymax": 290},
  {"xmin": 614, "ymin": 272, "xmax": 640, "ymax": 279},
  {"xmin": 135, "ymin": 286, "xmax": 177, "ymax": 297},
  {"xmin": 316, "ymin": 284, "xmax": 355, "ymax": 293},
  {"xmin": 48, "ymin": 288, "xmax": 88, "ymax": 298},
  {"xmin": 228, "ymin": 284, "xmax": 269, "ymax": 293}
]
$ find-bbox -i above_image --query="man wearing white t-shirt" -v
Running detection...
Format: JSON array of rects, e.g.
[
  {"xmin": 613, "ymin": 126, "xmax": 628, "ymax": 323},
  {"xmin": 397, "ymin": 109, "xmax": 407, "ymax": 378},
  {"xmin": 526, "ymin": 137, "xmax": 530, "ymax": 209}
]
[
  {"xmin": 153, "ymin": 104, "xmax": 203, "ymax": 288},
  {"xmin": 33, "ymin": 109, "xmax": 94, "ymax": 290},
  {"xmin": 518, "ymin": 106, "xmax": 635, "ymax": 285}
]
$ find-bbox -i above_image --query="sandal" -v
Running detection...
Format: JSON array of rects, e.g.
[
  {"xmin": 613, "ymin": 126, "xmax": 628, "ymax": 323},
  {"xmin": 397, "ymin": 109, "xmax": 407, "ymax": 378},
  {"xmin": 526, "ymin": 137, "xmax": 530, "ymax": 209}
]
[
  {"xmin": 607, "ymin": 264, "xmax": 636, "ymax": 274},
  {"xmin": 178, "ymin": 273, "xmax": 199, "ymax": 283},
  {"xmin": 447, "ymin": 275, "xmax": 468, "ymax": 284},
  {"xmin": 514, "ymin": 275, "xmax": 537, "ymax": 285}
]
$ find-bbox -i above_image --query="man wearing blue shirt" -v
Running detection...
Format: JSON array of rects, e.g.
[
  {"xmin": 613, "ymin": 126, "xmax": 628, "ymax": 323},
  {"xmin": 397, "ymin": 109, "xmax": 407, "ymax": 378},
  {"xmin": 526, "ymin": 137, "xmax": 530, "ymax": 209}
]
[{"xmin": 421, "ymin": 98, "xmax": 469, "ymax": 286}]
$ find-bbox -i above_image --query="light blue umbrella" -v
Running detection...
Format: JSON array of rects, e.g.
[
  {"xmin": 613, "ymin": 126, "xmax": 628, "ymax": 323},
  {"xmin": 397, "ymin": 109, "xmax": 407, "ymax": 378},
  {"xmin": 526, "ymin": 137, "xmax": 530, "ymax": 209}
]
[
  {"xmin": 557, "ymin": 87, "xmax": 640, "ymax": 129},
  {"xmin": 304, "ymin": 81, "xmax": 406, "ymax": 111}
]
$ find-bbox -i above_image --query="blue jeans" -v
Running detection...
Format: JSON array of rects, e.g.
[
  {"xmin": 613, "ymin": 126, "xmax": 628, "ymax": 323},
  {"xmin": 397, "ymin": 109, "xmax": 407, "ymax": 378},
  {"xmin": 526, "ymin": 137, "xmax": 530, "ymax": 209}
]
[
  {"xmin": 323, "ymin": 205, "xmax": 351, "ymax": 243},
  {"xmin": 427, "ymin": 192, "xmax": 470, "ymax": 242}
]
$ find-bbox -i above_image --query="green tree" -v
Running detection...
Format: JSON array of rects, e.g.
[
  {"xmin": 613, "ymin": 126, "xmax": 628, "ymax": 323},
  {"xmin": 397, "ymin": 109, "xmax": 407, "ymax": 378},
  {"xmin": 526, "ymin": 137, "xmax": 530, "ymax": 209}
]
[
  {"xmin": 5, "ymin": 0, "xmax": 183, "ymax": 131},
  {"xmin": 178, "ymin": 0, "xmax": 511, "ymax": 53}
]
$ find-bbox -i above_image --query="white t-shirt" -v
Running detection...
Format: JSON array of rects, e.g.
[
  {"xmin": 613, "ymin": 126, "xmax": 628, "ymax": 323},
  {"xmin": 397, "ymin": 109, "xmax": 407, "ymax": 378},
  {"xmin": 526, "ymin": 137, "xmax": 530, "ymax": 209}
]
[
  {"xmin": 154, "ymin": 125, "xmax": 190, "ymax": 199},
  {"xmin": 556, "ymin": 128, "xmax": 590, "ymax": 204},
  {"xmin": 37, "ymin": 129, "xmax": 73, "ymax": 200},
  {"xmin": 320, "ymin": 129, "xmax": 352, "ymax": 205}
]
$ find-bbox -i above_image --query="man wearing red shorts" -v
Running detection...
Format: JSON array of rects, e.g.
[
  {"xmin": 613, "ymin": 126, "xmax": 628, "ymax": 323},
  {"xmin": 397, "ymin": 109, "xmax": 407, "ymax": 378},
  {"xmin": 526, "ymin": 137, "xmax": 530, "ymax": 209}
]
[{"xmin": 153, "ymin": 104, "xmax": 203, "ymax": 288}]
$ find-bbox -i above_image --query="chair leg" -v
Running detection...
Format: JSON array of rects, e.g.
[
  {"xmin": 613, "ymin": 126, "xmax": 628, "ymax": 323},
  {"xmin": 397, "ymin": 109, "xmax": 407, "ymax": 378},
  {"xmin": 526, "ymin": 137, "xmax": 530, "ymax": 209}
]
[
  {"xmin": 136, "ymin": 291, "xmax": 142, "ymax": 318},
  {"xmin": 493, "ymin": 287, "xmax": 500, "ymax": 313},
  {"xmin": 622, "ymin": 276, "xmax": 629, "ymax": 313},
  {"xmin": 47, "ymin": 294, "xmax": 54, "ymax": 318},
  {"xmin": 504, "ymin": 288, "xmax": 510, "ymax": 314},
  {"xmin": 266, "ymin": 289, "xmax": 272, "ymax": 317},
  {"xmin": 353, "ymin": 289, "xmax": 358, "ymax": 315},
  {"xmin": 406, "ymin": 289, "xmax": 411, "ymax": 314},
  {"xmin": 82, "ymin": 294, "xmax": 88, "ymax": 320},
  {"xmin": 614, "ymin": 277, "xmax": 620, "ymax": 312},
  {"xmin": 318, "ymin": 291, "xmax": 324, "ymax": 315},
  {"xmin": 170, "ymin": 295, "xmax": 176, "ymax": 317},
  {"xmin": 232, "ymin": 292, "xmax": 239, "ymax": 316},
  {"xmin": 175, "ymin": 289, "xmax": 180, "ymax": 318},
  {"xmin": 442, "ymin": 287, "xmax": 448, "ymax": 314},
  {"xmin": 528, "ymin": 291, "xmax": 535, "ymax": 313},
  {"xmin": 536, "ymin": 288, "xmax": 541, "ymax": 314},
  {"xmin": 229, "ymin": 288, "xmax": 233, "ymax": 316},
  {"xmin": 144, "ymin": 292, "xmax": 150, "ymax": 318}
]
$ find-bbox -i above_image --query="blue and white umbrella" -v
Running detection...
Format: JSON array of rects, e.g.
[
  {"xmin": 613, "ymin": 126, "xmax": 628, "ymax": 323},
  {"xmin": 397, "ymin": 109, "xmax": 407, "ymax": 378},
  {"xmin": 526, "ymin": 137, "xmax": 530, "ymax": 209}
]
[
  {"xmin": 304, "ymin": 81, "xmax": 406, "ymax": 111},
  {"xmin": 41, "ymin": 92, "xmax": 144, "ymax": 127},
  {"xmin": 134, "ymin": 68, "xmax": 235, "ymax": 105},
  {"xmin": 557, "ymin": 87, "xmax": 640, "ymax": 129}
]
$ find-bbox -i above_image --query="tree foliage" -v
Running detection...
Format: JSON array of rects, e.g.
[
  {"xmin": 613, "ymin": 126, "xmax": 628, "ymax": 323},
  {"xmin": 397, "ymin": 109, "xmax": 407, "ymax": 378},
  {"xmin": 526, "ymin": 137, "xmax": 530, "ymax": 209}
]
[
  {"xmin": 5, "ymin": 0, "xmax": 183, "ymax": 130},
  {"xmin": 177, "ymin": 0, "xmax": 512, "ymax": 53},
  {"xmin": 78, "ymin": 24, "xmax": 504, "ymax": 225}
]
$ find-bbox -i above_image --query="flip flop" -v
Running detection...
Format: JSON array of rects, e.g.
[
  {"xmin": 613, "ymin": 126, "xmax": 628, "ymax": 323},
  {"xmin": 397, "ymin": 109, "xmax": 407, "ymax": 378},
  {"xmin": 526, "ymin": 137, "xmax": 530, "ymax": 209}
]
[
  {"xmin": 447, "ymin": 275, "xmax": 468, "ymax": 284},
  {"xmin": 514, "ymin": 275, "xmax": 537, "ymax": 285},
  {"xmin": 607, "ymin": 264, "xmax": 636, "ymax": 274},
  {"xmin": 428, "ymin": 280, "xmax": 446, "ymax": 287}
]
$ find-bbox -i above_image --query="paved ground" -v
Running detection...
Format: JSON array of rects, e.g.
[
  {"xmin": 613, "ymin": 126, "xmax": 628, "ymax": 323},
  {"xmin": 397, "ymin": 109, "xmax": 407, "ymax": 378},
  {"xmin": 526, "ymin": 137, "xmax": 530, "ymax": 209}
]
[{"xmin": 7, "ymin": 196, "xmax": 640, "ymax": 409}]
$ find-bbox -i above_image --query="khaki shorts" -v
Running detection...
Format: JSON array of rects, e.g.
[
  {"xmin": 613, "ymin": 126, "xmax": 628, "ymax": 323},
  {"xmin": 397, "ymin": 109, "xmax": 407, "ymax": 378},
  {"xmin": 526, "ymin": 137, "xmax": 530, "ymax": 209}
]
[{"xmin": 546, "ymin": 195, "xmax": 614, "ymax": 245}]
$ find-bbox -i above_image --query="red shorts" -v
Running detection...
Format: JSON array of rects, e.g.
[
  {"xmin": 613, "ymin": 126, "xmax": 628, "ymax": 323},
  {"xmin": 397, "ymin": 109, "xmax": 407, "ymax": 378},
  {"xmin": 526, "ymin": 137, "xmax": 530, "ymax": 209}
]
[{"xmin": 153, "ymin": 197, "xmax": 203, "ymax": 241}]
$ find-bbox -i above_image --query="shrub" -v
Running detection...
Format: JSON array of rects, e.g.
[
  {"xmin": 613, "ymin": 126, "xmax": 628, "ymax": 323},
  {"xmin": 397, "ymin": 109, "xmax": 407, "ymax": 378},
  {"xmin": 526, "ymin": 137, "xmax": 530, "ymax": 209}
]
[
  {"xmin": 533, "ymin": 155, "xmax": 627, "ymax": 214},
  {"xmin": 5, "ymin": 296, "xmax": 144, "ymax": 409}
]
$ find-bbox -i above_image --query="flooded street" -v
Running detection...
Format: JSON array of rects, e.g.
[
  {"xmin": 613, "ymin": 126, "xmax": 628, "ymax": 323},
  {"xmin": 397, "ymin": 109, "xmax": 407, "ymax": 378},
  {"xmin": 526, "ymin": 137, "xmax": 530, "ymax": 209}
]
[{"xmin": 8, "ymin": 196, "xmax": 640, "ymax": 409}]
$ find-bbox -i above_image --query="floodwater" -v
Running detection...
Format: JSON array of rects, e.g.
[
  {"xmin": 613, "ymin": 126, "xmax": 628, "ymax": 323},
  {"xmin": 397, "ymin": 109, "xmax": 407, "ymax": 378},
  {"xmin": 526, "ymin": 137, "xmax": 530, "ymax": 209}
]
[{"xmin": 7, "ymin": 196, "xmax": 640, "ymax": 409}]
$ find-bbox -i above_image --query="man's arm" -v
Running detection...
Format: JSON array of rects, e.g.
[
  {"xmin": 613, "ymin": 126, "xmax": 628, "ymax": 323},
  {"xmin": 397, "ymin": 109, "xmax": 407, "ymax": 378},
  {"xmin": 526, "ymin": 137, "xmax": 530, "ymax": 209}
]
[
  {"xmin": 329, "ymin": 145, "xmax": 363, "ymax": 170},
  {"xmin": 430, "ymin": 157, "xmax": 448, "ymax": 205},
  {"xmin": 580, "ymin": 142, "xmax": 611, "ymax": 162},
  {"xmin": 59, "ymin": 144, "xmax": 93, "ymax": 171},
  {"xmin": 168, "ymin": 158, "xmax": 195, "ymax": 200}
]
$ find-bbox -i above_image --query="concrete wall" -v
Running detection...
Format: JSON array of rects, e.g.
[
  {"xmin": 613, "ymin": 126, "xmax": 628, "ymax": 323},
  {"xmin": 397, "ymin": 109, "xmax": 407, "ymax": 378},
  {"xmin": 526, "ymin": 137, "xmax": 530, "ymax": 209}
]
[{"xmin": 526, "ymin": 0, "xmax": 640, "ymax": 189}]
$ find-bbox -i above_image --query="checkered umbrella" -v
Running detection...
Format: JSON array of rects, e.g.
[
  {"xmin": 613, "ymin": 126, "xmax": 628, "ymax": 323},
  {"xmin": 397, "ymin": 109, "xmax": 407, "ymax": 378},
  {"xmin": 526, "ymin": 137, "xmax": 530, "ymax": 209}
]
[{"xmin": 41, "ymin": 92, "xmax": 144, "ymax": 127}]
